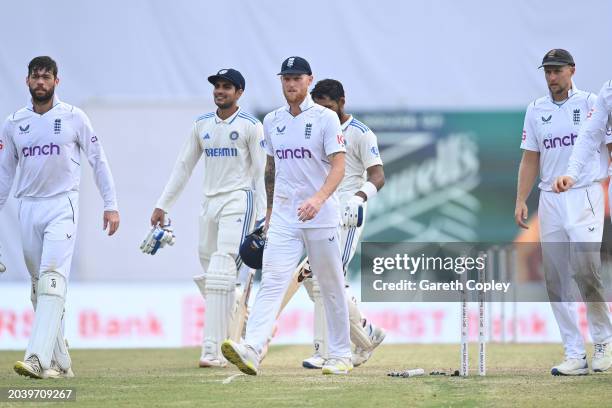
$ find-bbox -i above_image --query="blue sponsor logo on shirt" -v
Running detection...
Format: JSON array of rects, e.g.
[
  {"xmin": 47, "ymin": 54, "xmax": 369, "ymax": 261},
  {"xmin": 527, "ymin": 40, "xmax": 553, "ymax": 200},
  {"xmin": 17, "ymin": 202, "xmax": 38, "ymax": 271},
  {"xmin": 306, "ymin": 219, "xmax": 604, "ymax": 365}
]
[{"xmin": 205, "ymin": 147, "xmax": 238, "ymax": 157}]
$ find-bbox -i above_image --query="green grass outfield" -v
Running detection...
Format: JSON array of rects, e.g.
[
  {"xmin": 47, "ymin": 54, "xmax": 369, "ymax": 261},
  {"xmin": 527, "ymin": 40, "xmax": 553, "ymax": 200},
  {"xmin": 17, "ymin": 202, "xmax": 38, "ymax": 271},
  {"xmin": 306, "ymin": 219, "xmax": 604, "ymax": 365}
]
[{"xmin": 1, "ymin": 344, "xmax": 611, "ymax": 407}]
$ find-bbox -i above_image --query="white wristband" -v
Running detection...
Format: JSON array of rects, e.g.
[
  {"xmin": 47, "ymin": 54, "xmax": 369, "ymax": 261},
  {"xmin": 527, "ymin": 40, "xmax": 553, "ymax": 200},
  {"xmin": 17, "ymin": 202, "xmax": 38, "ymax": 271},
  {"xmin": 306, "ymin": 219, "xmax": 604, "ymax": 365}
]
[{"xmin": 358, "ymin": 181, "xmax": 378, "ymax": 201}]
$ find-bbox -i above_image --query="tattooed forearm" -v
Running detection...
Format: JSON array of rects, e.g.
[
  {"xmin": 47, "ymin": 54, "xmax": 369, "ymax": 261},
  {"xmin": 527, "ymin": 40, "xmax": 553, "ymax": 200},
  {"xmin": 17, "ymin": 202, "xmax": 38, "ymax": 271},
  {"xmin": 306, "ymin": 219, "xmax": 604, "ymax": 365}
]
[{"xmin": 265, "ymin": 155, "xmax": 275, "ymax": 209}]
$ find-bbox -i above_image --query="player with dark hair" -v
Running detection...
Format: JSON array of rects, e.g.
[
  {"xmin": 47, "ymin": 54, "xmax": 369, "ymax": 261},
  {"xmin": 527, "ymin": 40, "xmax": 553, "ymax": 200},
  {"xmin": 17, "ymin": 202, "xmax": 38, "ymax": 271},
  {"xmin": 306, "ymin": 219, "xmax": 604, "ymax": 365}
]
[{"xmin": 0, "ymin": 56, "xmax": 120, "ymax": 378}]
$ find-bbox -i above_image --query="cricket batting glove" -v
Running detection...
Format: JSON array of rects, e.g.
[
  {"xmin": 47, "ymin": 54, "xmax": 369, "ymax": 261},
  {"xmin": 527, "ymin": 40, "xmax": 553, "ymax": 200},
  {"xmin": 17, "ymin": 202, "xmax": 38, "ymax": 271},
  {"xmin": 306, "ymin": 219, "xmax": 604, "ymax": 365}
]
[
  {"xmin": 341, "ymin": 196, "xmax": 364, "ymax": 227},
  {"xmin": 140, "ymin": 221, "xmax": 176, "ymax": 255}
]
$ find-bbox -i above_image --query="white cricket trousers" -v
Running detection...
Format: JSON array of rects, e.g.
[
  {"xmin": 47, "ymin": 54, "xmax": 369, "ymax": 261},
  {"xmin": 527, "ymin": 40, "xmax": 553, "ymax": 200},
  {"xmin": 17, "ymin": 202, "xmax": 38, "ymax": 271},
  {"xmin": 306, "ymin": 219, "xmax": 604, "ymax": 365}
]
[
  {"xmin": 20, "ymin": 191, "xmax": 78, "ymax": 281},
  {"xmin": 539, "ymin": 184, "xmax": 612, "ymax": 358},
  {"xmin": 245, "ymin": 223, "xmax": 352, "ymax": 359},
  {"xmin": 198, "ymin": 189, "xmax": 255, "ymax": 270},
  {"xmin": 19, "ymin": 191, "xmax": 78, "ymax": 369}
]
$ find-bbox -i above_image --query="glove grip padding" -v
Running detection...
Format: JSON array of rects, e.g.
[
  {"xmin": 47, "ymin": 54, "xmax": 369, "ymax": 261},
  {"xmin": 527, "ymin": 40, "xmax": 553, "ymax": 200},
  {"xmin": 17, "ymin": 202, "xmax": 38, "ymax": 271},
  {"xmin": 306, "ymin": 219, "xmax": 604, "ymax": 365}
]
[{"xmin": 140, "ymin": 221, "xmax": 176, "ymax": 255}]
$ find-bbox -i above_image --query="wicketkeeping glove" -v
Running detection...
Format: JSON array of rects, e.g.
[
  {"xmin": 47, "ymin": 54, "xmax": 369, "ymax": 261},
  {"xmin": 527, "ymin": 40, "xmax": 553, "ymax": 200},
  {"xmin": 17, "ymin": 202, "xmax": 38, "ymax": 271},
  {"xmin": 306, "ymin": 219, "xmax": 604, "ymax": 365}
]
[
  {"xmin": 341, "ymin": 195, "xmax": 364, "ymax": 227},
  {"xmin": 140, "ymin": 221, "xmax": 176, "ymax": 255}
]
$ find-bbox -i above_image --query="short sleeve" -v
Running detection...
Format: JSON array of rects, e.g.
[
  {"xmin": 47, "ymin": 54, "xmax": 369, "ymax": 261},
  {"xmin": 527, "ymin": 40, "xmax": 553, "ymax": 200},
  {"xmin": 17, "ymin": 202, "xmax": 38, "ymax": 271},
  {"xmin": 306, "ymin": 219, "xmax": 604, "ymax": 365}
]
[{"xmin": 520, "ymin": 104, "xmax": 539, "ymax": 152}]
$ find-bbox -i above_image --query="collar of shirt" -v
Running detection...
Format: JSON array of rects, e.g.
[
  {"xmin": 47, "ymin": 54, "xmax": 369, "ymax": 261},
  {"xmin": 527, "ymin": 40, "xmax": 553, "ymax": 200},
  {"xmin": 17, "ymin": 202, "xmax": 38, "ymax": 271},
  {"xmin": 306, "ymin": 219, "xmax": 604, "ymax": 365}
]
[
  {"xmin": 27, "ymin": 94, "xmax": 61, "ymax": 112},
  {"xmin": 214, "ymin": 106, "xmax": 241, "ymax": 124},
  {"xmin": 285, "ymin": 94, "xmax": 315, "ymax": 114},
  {"xmin": 546, "ymin": 81, "xmax": 580, "ymax": 104},
  {"xmin": 341, "ymin": 115, "xmax": 354, "ymax": 132}
]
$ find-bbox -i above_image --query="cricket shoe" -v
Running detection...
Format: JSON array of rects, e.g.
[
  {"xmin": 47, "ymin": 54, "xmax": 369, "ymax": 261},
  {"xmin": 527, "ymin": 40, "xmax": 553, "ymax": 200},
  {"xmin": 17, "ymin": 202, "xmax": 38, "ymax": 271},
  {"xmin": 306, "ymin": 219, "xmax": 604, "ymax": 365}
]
[
  {"xmin": 44, "ymin": 361, "xmax": 75, "ymax": 379},
  {"xmin": 592, "ymin": 343, "xmax": 612, "ymax": 372},
  {"xmin": 199, "ymin": 341, "xmax": 227, "ymax": 368},
  {"xmin": 322, "ymin": 357, "xmax": 353, "ymax": 375},
  {"xmin": 352, "ymin": 323, "xmax": 386, "ymax": 367},
  {"xmin": 221, "ymin": 339, "xmax": 259, "ymax": 376},
  {"xmin": 14, "ymin": 355, "xmax": 44, "ymax": 379},
  {"xmin": 302, "ymin": 353, "xmax": 326, "ymax": 369},
  {"xmin": 551, "ymin": 357, "xmax": 589, "ymax": 376}
]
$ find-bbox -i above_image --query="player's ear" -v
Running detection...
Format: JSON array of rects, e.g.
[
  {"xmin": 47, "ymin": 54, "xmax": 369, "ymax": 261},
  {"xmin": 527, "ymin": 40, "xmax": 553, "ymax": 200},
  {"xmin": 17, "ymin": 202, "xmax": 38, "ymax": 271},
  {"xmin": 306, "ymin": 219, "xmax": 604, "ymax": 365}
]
[
  {"xmin": 55, "ymin": 76, "xmax": 60, "ymax": 86},
  {"xmin": 339, "ymin": 96, "xmax": 346, "ymax": 110},
  {"xmin": 569, "ymin": 66, "xmax": 575, "ymax": 76}
]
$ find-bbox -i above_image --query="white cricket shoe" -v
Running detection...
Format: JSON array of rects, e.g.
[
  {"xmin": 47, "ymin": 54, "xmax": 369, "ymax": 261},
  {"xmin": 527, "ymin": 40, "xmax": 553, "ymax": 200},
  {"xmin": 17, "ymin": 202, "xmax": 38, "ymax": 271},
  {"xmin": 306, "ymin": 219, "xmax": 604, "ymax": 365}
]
[
  {"xmin": 352, "ymin": 323, "xmax": 386, "ymax": 367},
  {"xmin": 322, "ymin": 357, "xmax": 353, "ymax": 375},
  {"xmin": 592, "ymin": 343, "xmax": 612, "ymax": 372},
  {"xmin": 221, "ymin": 339, "xmax": 259, "ymax": 376},
  {"xmin": 199, "ymin": 341, "xmax": 227, "ymax": 368},
  {"xmin": 551, "ymin": 357, "xmax": 588, "ymax": 376},
  {"xmin": 44, "ymin": 361, "xmax": 75, "ymax": 379},
  {"xmin": 302, "ymin": 353, "xmax": 326, "ymax": 369},
  {"xmin": 14, "ymin": 355, "xmax": 44, "ymax": 379}
]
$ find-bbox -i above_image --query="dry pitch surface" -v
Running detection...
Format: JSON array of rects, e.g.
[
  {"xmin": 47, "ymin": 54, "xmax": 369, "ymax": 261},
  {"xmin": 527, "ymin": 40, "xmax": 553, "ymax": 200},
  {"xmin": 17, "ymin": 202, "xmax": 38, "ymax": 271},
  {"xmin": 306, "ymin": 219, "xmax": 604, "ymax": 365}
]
[{"xmin": 1, "ymin": 344, "xmax": 611, "ymax": 407}]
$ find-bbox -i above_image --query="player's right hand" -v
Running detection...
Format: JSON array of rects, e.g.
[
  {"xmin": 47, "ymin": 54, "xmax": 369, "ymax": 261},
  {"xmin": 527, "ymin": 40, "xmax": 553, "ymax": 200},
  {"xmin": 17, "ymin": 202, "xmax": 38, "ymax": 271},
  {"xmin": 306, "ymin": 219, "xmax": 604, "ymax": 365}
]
[
  {"xmin": 150, "ymin": 208, "xmax": 166, "ymax": 226},
  {"xmin": 552, "ymin": 175, "xmax": 575, "ymax": 193},
  {"xmin": 514, "ymin": 201, "xmax": 529, "ymax": 229}
]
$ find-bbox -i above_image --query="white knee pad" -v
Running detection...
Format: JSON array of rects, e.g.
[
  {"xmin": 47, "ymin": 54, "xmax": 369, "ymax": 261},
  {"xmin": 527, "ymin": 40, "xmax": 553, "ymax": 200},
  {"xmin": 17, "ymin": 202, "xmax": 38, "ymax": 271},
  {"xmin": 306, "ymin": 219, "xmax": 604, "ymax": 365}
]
[
  {"xmin": 39, "ymin": 272, "xmax": 67, "ymax": 298},
  {"xmin": 205, "ymin": 253, "xmax": 236, "ymax": 293},
  {"xmin": 26, "ymin": 271, "xmax": 66, "ymax": 370},
  {"xmin": 202, "ymin": 253, "xmax": 237, "ymax": 357},
  {"xmin": 348, "ymin": 295, "xmax": 372, "ymax": 350}
]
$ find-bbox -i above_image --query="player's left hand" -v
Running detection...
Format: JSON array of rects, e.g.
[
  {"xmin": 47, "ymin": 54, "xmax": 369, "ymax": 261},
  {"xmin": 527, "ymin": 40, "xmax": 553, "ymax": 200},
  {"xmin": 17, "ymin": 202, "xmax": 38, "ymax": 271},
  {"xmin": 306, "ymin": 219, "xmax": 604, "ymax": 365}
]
[
  {"xmin": 342, "ymin": 195, "xmax": 364, "ymax": 227},
  {"xmin": 297, "ymin": 196, "xmax": 324, "ymax": 222},
  {"xmin": 103, "ymin": 210, "xmax": 120, "ymax": 236},
  {"xmin": 552, "ymin": 175, "xmax": 575, "ymax": 193}
]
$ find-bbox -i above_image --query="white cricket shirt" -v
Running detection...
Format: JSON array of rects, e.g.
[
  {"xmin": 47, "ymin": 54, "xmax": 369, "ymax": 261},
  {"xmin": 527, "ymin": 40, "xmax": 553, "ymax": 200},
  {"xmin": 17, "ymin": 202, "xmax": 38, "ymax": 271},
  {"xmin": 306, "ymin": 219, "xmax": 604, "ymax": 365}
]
[
  {"xmin": 337, "ymin": 115, "xmax": 383, "ymax": 194},
  {"xmin": 566, "ymin": 81, "xmax": 612, "ymax": 180},
  {"xmin": 156, "ymin": 108, "xmax": 266, "ymax": 217},
  {"xmin": 0, "ymin": 96, "xmax": 117, "ymax": 211},
  {"xmin": 520, "ymin": 86, "xmax": 603, "ymax": 191},
  {"xmin": 263, "ymin": 95, "xmax": 346, "ymax": 228}
]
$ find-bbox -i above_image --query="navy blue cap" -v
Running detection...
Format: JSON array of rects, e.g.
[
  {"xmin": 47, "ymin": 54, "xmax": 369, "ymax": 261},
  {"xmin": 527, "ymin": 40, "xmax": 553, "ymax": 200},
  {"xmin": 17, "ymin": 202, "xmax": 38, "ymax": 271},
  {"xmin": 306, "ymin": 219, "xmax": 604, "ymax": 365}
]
[
  {"xmin": 539, "ymin": 49, "xmax": 575, "ymax": 68},
  {"xmin": 278, "ymin": 56, "xmax": 312, "ymax": 75},
  {"xmin": 208, "ymin": 68, "xmax": 245, "ymax": 90}
]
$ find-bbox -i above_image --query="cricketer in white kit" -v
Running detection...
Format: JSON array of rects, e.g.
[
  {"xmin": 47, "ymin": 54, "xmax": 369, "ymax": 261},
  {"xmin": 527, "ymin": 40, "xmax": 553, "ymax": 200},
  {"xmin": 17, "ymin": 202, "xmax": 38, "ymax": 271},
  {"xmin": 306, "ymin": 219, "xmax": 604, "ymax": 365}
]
[
  {"xmin": 150, "ymin": 69, "xmax": 266, "ymax": 367},
  {"xmin": 0, "ymin": 56, "xmax": 120, "ymax": 379},
  {"xmin": 222, "ymin": 56, "xmax": 353, "ymax": 375},
  {"xmin": 515, "ymin": 49, "xmax": 612, "ymax": 375},
  {"xmin": 300, "ymin": 79, "xmax": 386, "ymax": 369}
]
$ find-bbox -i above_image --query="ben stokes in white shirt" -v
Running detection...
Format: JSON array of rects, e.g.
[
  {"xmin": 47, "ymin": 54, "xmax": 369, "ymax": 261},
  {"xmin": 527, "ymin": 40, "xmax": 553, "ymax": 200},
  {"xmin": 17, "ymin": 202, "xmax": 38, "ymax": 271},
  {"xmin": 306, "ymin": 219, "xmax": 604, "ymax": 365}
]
[
  {"xmin": 515, "ymin": 49, "xmax": 612, "ymax": 375},
  {"xmin": 0, "ymin": 56, "xmax": 120, "ymax": 379},
  {"xmin": 222, "ymin": 56, "xmax": 353, "ymax": 375}
]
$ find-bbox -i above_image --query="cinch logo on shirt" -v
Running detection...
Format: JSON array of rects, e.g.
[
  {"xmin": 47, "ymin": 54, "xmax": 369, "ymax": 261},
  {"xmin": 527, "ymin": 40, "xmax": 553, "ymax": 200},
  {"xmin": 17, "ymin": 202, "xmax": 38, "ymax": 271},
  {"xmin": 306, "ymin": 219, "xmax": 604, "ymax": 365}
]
[
  {"xmin": 543, "ymin": 134, "xmax": 577, "ymax": 149},
  {"xmin": 204, "ymin": 147, "xmax": 238, "ymax": 157},
  {"xmin": 22, "ymin": 143, "xmax": 61, "ymax": 157},
  {"xmin": 275, "ymin": 147, "xmax": 313, "ymax": 159}
]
